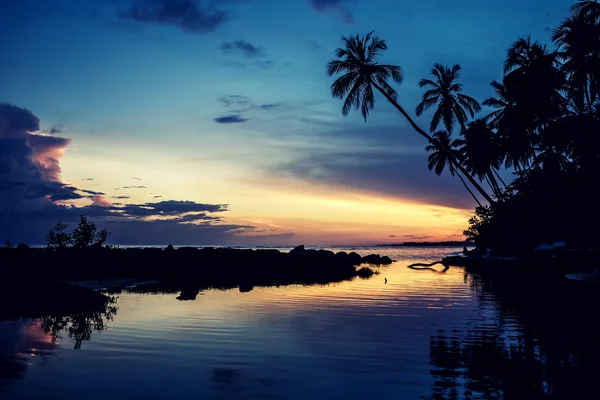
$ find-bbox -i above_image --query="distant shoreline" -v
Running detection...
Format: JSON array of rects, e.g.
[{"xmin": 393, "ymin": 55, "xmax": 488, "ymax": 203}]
[{"xmin": 377, "ymin": 241, "xmax": 469, "ymax": 247}]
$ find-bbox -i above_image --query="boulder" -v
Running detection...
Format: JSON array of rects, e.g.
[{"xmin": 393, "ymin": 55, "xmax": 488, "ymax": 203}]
[
  {"xmin": 289, "ymin": 245, "xmax": 306, "ymax": 255},
  {"xmin": 16, "ymin": 243, "xmax": 29, "ymax": 250},
  {"xmin": 380, "ymin": 256, "xmax": 393, "ymax": 265},
  {"xmin": 361, "ymin": 254, "xmax": 382, "ymax": 265},
  {"xmin": 346, "ymin": 252, "xmax": 362, "ymax": 264},
  {"xmin": 165, "ymin": 244, "xmax": 175, "ymax": 252}
]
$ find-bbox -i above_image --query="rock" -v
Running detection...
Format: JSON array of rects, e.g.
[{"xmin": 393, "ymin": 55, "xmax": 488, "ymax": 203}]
[
  {"xmin": 177, "ymin": 247, "xmax": 198, "ymax": 254},
  {"xmin": 346, "ymin": 252, "xmax": 362, "ymax": 264},
  {"xmin": 380, "ymin": 256, "xmax": 393, "ymax": 265},
  {"xmin": 16, "ymin": 243, "xmax": 29, "ymax": 250},
  {"xmin": 239, "ymin": 284, "xmax": 254, "ymax": 293},
  {"xmin": 318, "ymin": 249, "xmax": 335, "ymax": 257},
  {"xmin": 361, "ymin": 254, "xmax": 382, "ymax": 265},
  {"xmin": 289, "ymin": 245, "xmax": 306, "ymax": 255},
  {"xmin": 335, "ymin": 251, "xmax": 348, "ymax": 258},
  {"xmin": 165, "ymin": 244, "xmax": 174, "ymax": 252}
]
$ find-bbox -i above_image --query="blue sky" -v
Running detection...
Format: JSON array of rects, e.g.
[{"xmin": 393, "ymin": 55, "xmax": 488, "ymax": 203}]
[{"xmin": 0, "ymin": 0, "xmax": 575, "ymax": 245}]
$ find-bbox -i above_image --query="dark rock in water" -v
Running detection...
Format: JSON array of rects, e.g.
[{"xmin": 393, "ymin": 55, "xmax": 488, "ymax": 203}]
[
  {"xmin": 380, "ymin": 256, "xmax": 393, "ymax": 265},
  {"xmin": 347, "ymin": 252, "xmax": 362, "ymax": 264},
  {"xmin": 177, "ymin": 247, "xmax": 198, "ymax": 254},
  {"xmin": 165, "ymin": 244, "xmax": 174, "ymax": 252},
  {"xmin": 318, "ymin": 249, "xmax": 335, "ymax": 257},
  {"xmin": 239, "ymin": 284, "xmax": 254, "ymax": 293},
  {"xmin": 255, "ymin": 249, "xmax": 280, "ymax": 256},
  {"xmin": 335, "ymin": 251, "xmax": 348, "ymax": 258},
  {"xmin": 362, "ymin": 254, "xmax": 382, "ymax": 265},
  {"xmin": 16, "ymin": 243, "xmax": 29, "ymax": 250},
  {"xmin": 289, "ymin": 245, "xmax": 306, "ymax": 255},
  {"xmin": 357, "ymin": 267, "xmax": 376, "ymax": 278},
  {"xmin": 177, "ymin": 288, "xmax": 201, "ymax": 301}
]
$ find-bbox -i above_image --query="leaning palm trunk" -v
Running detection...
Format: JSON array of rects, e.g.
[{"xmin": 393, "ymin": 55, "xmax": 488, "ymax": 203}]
[
  {"xmin": 456, "ymin": 172, "xmax": 483, "ymax": 207},
  {"xmin": 371, "ymin": 81, "xmax": 495, "ymax": 204},
  {"xmin": 493, "ymin": 168, "xmax": 508, "ymax": 188}
]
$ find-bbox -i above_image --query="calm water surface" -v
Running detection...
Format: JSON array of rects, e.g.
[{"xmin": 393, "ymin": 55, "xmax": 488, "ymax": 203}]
[{"xmin": 1, "ymin": 247, "xmax": 597, "ymax": 399}]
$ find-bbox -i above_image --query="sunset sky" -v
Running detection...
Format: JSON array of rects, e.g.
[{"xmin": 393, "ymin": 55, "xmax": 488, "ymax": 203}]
[{"xmin": 0, "ymin": 0, "xmax": 573, "ymax": 245}]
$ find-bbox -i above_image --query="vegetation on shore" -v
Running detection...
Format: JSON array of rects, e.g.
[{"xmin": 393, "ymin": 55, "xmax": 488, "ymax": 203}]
[
  {"xmin": 327, "ymin": 0, "xmax": 600, "ymax": 256},
  {"xmin": 1, "ymin": 218, "xmax": 391, "ymax": 292}
]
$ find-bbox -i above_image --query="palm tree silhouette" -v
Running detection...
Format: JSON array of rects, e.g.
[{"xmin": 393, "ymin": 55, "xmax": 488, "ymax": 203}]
[
  {"xmin": 553, "ymin": 12, "xmax": 600, "ymax": 110},
  {"xmin": 503, "ymin": 36, "xmax": 565, "ymax": 126},
  {"xmin": 416, "ymin": 64, "xmax": 481, "ymax": 133},
  {"xmin": 570, "ymin": 0, "xmax": 600, "ymax": 19},
  {"xmin": 327, "ymin": 32, "xmax": 494, "ymax": 204},
  {"xmin": 456, "ymin": 120, "xmax": 504, "ymax": 199},
  {"xmin": 425, "ymin": 131, "xmax": 482, "ymax": 207},
  {"xmin": 483, "ymin": 80, "xmax": 534, "ymax": 171}
]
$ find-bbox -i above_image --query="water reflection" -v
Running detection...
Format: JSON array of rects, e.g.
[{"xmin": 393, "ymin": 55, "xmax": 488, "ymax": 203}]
[
  {"xmin": 1, "ymin": 247, "xmax": 598, "ymax": 399},
  {"xmin": 0, "ymin": 287, "xmax": 117, "ymax": 387},
  {"xmin": 423, "ymin": 272, "xmax": 600, "ymax": 400}
]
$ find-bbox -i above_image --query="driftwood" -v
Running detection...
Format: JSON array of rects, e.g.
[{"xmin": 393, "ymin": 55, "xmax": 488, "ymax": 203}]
[{"xmin": 407, "ymin": 261, "xmax": 449, "ymax": 272}]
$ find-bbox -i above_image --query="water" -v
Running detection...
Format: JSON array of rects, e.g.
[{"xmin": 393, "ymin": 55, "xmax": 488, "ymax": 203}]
[{"xmin": 1, "ymin": 246, "xmax": 598, "ymax": 399}]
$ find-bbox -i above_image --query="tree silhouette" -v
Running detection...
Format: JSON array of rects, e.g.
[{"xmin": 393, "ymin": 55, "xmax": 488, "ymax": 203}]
[
  {"xmin": 327, "ymin": 32, "xmax": 494, "ymax": 204},
  {"xmin": 425, "ymin": 131, "xmax": 482, "ymax": 207},
  {"xmin": 416, "ymin": 63, "xmax": 481, "ymax": 133}
]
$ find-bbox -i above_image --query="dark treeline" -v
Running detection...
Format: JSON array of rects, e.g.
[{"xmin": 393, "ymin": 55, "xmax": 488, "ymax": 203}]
[
  {"xmin": 327, "ymin": 1, "xmax": 600, "ymax": 256},
  {"xmin": 1, "ymin": 218, "xmax": 391, "ymax": 292}
]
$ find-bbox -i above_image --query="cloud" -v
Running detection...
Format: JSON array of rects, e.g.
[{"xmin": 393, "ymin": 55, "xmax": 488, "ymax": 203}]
[
  {"xmin": 91, "ymin": 194, "xmax": 111, "ymax": 207},
  {"xmin": 268, "ymin": 124, "xmax": 480, "ymax": 210},
  {"xmin": 218, "ymin": 95, "xmax": 279, "ymax": 112},
  {"xmin": 133, "ymin": 177, "xmax": 143, "ymax": 180},
  {"xmin": 307, "ymin": 0, "xmax": 355, "ymax": 23},
  {"xmin": 220, "ymin": 40, "xmax": 265, "ymax": 58},
  {"xmin": 219, "ymin": 60, "xmax": 274, "ymax": 70},
  {"xmin": 215, "ymin": 96, "xmax": 279, "ymax": 123},
  {"xmin": 0, "ymin": 103, "xmax": 262, "ymax": 245},
  {"xmin": 116, "ymin": 0, "xmax": 228, "ymax": 33},
  {"xmin": 388, "ymin": 235, "xmax": 396, "ymax": 238},
  {"xmin": 153, "ymin": 195, "xmax": 163, "ymax": 198},
  {"xmin": 112, "ymin": 195, "xmax": 130, "ymax": 199},
  {"xmin": 214, "ymin": 115, "xmax": 248, "ymax": 124},
  {"xmin": 83, "ymin": 178, "xmax": 94, "ymax": 181},
  {"xmin": 114, "ymin": 185, "xmax": 147, "ymax": 190}
]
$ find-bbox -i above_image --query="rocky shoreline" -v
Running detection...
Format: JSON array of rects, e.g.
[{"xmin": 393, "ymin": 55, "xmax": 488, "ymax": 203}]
[{"xmin": 0, "ymin": 245, "xmax": 393, "ymax": 291}]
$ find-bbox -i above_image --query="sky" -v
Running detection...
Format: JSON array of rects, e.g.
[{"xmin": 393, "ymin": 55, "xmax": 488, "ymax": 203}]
[{"xmin": 0, "ymin": 0, "xmax": 575, "ymax": 246}]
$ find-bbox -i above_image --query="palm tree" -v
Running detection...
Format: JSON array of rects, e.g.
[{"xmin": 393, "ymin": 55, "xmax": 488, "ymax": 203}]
[
  {"xmin": 553, "ymin": 13, "xmax": 600, "ymax": 110},
  {"xmin": 425, "ymin": 131, "xmax": 482, "ymax": 207},
  {"xmin": 503, "ymin": 36, "xmax": 565, "ymax": 126},
  {"xmin": 456, "ymin": 120, "xmax": 504, "ymax": 199},
  {"xmin": 327, "ymin": 32, "xmax": 494, "ymax": 204},
  {"xmin": 483, "ymin": 80, "xmax": 535, "ymax": 170},
  {"xmin": 416, "ymin": 64, "xmax": 481, "ymax": 133},
  {"xmin": 570, "ymin": 0, "xmax": 600, "ymax": 19}
]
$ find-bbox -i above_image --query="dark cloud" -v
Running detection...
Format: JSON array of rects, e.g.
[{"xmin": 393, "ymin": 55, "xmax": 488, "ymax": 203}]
[
  {"xmin": 116, "ymin": 0, "xmax": 228, "ymax": 33},
  {"xmin": 112, "ymin": 195, "xmax": 131, "ymax": 199},
  {"xmin": 214, "ymin": 115, "xmax": 248, "ymax": 124},
  {"xmin": 273, "ymin": 150, "xmax": 477, "ymax": 209},
  {"xmin": 0, "ymin": 103, "xmax": 40, "ymax": 132},
  {"xmin": 0, "ymin": 103, "xmax": 262, "ymax": 245},
  {"xmin": 218, "ymin": 95, "xmax": 279, "ymax": 112},
  {"xmin": 83, "ymin": 178, "xmax": 94, "ymax": 181},
  {"xmin": 114, "ymin": 185, "xmax": 147, "ymax": 190},
  {"xmin": 43, "ymin": 125, "xmax": 63, "ymax": 135},
  {"xmin": 133, "ymin": 177, "xmax": 143, "ymax": 180},
  {"xmin": 220, "ymin": 60, "xmax": 274, "ymax": 70},
  {"xmin": 307, "ymin": 0, "xmax": 355, "ymax": 23},
  {"xmin": 220, "ymin": 40, "xmax": 265, "ymax": 57},
  {"xmin": 388, "ymin": 235, "xmax": 396, "ymax": 238},
  {"xmin": 401, "ymin": 235, "xmax": 434, "ymax": 240},
  {"xmin": 153, "ymin": 195, "xmax": 163, "ymax": 198},
  {"xmin": 79, "ymin": 189, "xmax": 105, "ymax": 196}
]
